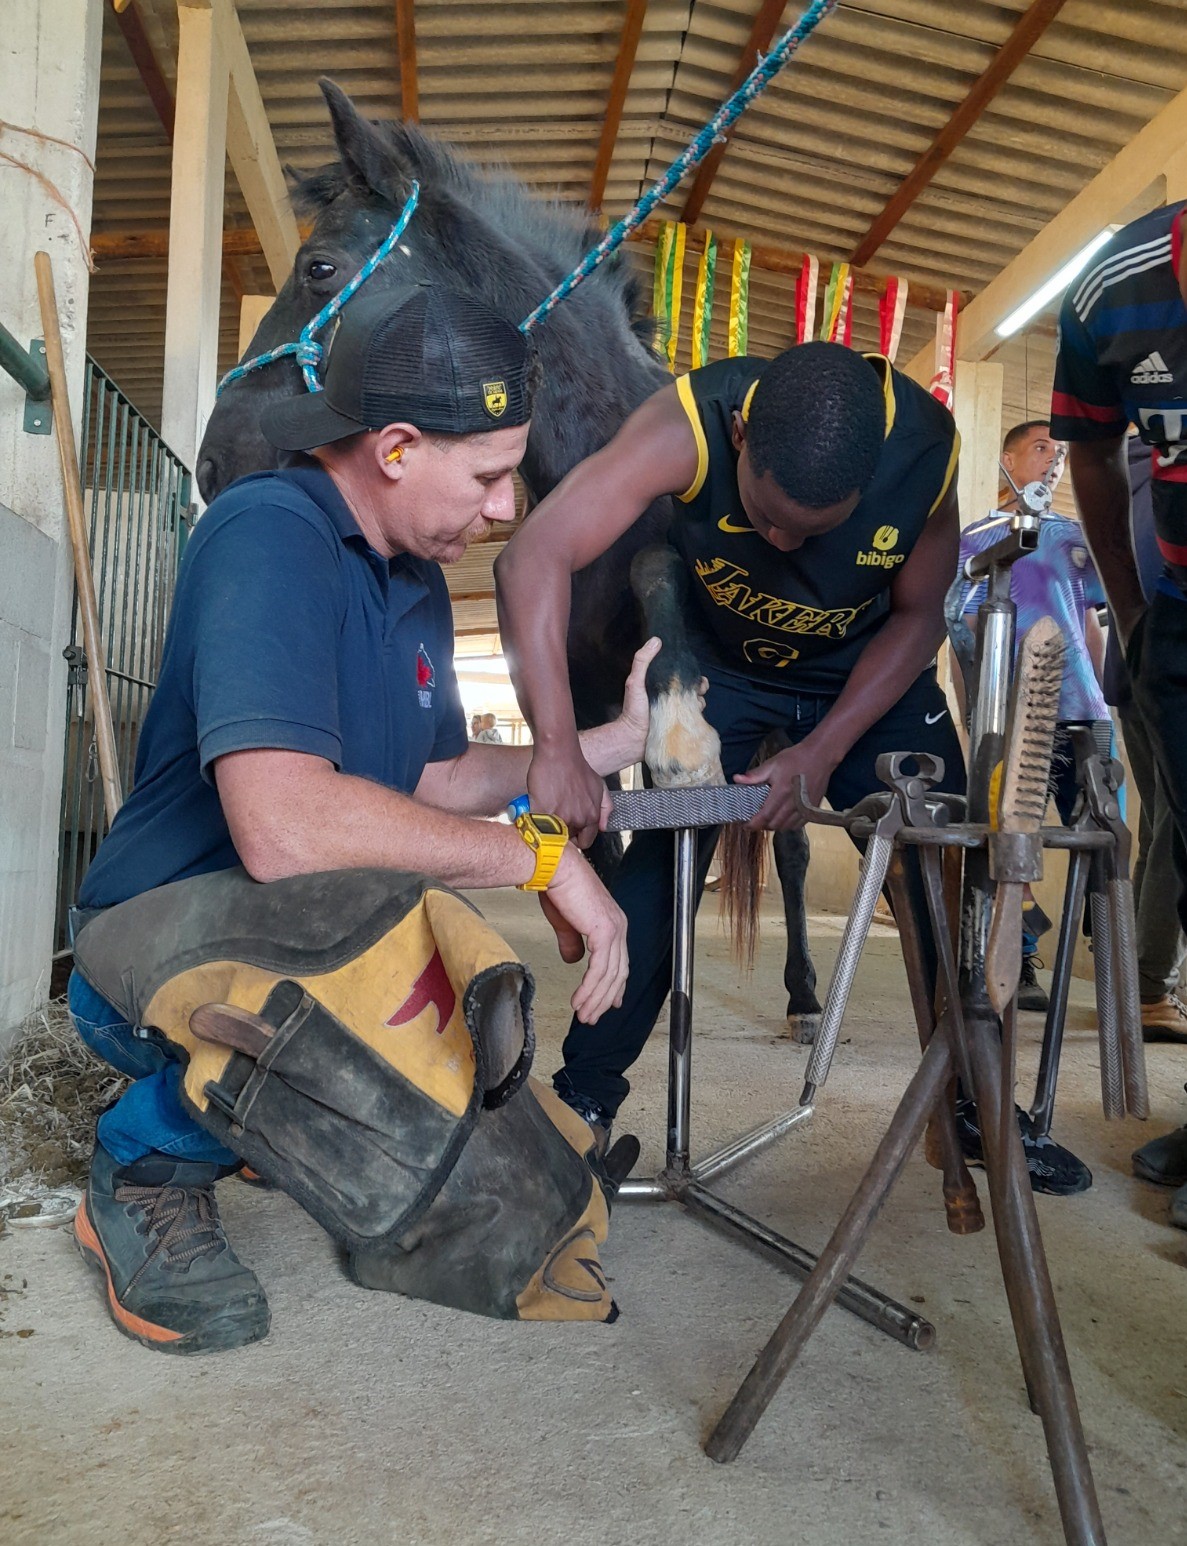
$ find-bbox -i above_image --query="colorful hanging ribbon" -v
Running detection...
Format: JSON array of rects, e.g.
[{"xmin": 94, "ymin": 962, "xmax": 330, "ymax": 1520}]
[
  {"xmin": 652, "ymin": 220, "xmax": 687, "ymax": 370},
  {"xmin": 691, "ymin": 230, "xmax": 718, "ymax": 369},
  {"xmin": 929, "ymin": 288, "xmax": 960, "ymax": 408},
  {"xmin": 877, "ymin": 276, "xmax": 908, "ymax": 362},
  {"xmin": 728, "ymin": 238, "xmax": 751, "ymax": 357},
  {"xmin": 795, "ymin": 254, "xmax": 819, "ymax": 344},
  {"xmin": 820, "ymin": 261, "xmax": 853, "ymax": 345}
]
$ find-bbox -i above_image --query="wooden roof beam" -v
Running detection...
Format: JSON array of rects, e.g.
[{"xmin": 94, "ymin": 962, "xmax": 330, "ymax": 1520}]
[
  {"xmin": 205, "ymin": 0, "xmax": 302, "ymax": 287},
  {"xmin": 395, "ymin": 0, "xmax": 420, "ymax": 122},
  {"xmin": 902, "ymin": 75, "xmax": 1187, "ymax": 382},
  {"xmin": 589, "ymin": 0, "xmax": 648, "ymax": 213},
  {"xmin": 107, "ymin": 0, "xmax": 244, "ymax": 299},
  {"xmin": 680, "ymin": 0, "xmax": 786, "ymax": 228},
  {"xmin": 850, "ymin": 0, "xmax": 1069, "ymax": 269},
  {"xmin": 92, "ymin": 219, "xmax": 970, "ymax": 314}
]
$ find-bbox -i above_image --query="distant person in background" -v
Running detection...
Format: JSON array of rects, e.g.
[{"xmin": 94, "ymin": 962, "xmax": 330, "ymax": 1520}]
[
  {"xmin": 1102, "ymin": 436, "xmax": 1187, "ymax": 1043},
  {"xmin": 470, "ymin": 713, "xmax": 483, "ymax": 740},
  {"xmin": 956, "ymin": 421, "xmax": 1108, "ymax": 1016},
  {"xmin": 475, "ymin": 712, "xmax": 504, "ymax": 744}
]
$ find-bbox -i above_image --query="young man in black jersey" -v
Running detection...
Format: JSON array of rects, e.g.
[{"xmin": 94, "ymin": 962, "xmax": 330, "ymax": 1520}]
[{"xmin": 498, "ymin": 342, "xmax": 1093, "ymax": 1194}]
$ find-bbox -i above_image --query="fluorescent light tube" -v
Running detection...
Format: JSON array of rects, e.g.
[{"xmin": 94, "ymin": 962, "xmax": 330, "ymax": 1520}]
[{"xmin": 995, "ymin": 229, "xmax": 1116, "ymax": 338}]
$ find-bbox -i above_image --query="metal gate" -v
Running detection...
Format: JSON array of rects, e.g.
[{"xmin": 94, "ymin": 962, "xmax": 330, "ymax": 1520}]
[{"xmin": 55, "ymin": 360, "xmax": 192, "ymax": 950}]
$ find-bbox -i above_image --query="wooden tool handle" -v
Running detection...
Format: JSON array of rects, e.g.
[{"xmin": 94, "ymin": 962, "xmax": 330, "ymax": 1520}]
[
  {"xmin": 34, "ymin": 250, "xmax": 123, "ymax": 828},
  {"xmin": 189, "ymin": 1002, "xmax": 274, "ymax": 1059}
]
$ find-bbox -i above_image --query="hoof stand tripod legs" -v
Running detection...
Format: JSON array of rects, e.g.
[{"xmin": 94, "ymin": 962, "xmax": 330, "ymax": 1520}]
[
  {"xmin": 706, "ymin": 758, "xmax": 1108, "ymax": 1546},
  {"xmin": 605, "ymin": 786, "xmax": 935, "ymax": 1352}
]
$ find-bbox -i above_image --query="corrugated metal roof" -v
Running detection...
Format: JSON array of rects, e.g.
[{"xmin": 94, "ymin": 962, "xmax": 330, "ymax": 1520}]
[{"xmin": 86, "ymin": 0, "xmax": 1182, "ymax": 626}]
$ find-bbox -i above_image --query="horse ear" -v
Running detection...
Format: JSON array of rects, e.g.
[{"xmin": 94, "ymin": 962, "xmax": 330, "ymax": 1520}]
[
  {"xmin": 318, "ymin": 77, "xmax": 406, "ymax": 200},
  {"xmin": 282, "ymin": 162, "xmax": 303, "ymax": 189}
]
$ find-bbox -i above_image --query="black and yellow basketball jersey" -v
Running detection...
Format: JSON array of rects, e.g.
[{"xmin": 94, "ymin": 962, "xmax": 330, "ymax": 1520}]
[{"xmin": 668, "ymin": 354, "xmax": 959, "ymax": 691}]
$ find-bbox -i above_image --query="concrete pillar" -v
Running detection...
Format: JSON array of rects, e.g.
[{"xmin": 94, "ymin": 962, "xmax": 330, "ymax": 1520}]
[
  {"xmin": 953, "ymin": 361, "xmax": 1005, "ymax": 529},
  {"xmin": 0, "ymin": 0, "xmax": 102, "ymax": 1045},
  {"xmin": 161, "ymin": 1, "xmax": 229, "ymax": 473}
]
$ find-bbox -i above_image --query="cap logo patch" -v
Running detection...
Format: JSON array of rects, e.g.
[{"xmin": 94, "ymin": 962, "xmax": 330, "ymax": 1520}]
[{"xmin": 482, "ymin": 380, "xmax": 508, "ymax": 418}]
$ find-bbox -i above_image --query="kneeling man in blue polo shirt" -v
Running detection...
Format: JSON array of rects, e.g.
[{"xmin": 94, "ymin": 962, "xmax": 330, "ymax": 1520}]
[{"xmin": 67, "ymin": 284, "xmax": 652, "ymax": 1351}]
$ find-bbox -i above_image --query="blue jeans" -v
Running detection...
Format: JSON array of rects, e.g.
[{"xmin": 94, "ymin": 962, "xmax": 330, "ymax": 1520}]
[{"xmin": 67, "ymin": 969, "xmax": 239, "ymax": 1167}]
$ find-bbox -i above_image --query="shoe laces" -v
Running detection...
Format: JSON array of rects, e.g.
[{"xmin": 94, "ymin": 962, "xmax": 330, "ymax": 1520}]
[{"xmin": 116, "ymin": 1181, "xmax": 227, "ymax": 1269}]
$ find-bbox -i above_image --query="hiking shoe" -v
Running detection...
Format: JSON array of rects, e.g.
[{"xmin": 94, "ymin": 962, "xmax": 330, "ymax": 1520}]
[
  {"xmin": 955, "ymin": 1099, "xmax": 1092, "ymax": 1196},
  {"xmin": 1017, "ymin": 954, "xmax": 1050, "ymax": 1014},
  {"xmin": 1141, "ymin": 995, "xmax": 1187, "ymax": 1044},
  {"xmin": 74, "ymin": 1143, "xmax": 270, "ymax": 1353},
  {"xmin": 1132, "ymin": 1125, "xmax": 1187, "ymax": 1188}
]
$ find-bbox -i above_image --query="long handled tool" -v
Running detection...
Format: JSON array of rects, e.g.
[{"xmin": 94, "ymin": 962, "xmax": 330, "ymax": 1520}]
[{"xmin": 34, "ymin": 249, "xmax": 123, "ymax": 828}]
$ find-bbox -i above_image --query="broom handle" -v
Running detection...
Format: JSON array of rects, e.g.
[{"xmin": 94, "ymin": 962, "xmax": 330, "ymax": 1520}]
[{"xmin": 34, "ymin": 249, "xmax": 123, "ymax": 827}]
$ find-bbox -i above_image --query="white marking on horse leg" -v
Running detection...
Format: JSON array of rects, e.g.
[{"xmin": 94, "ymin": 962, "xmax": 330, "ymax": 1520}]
[{"xmin": 645, "ymin": 683, "xmax": 724, "ymax": 788}]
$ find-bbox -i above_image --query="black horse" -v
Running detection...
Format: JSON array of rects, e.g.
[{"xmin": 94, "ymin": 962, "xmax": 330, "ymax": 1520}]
[{"xmin": 198, "ymin": 81, "xmax": 822, "ymax": 1034}]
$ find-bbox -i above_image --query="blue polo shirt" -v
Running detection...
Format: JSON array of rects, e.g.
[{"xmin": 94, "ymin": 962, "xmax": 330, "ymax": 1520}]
[{"xmin": 79, "ymin": 464, "xmax": 467, "ymax": 909}]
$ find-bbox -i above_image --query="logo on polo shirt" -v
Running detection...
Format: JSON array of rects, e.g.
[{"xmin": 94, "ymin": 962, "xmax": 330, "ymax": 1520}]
[
  {"xmin": 416, "ymin": 643, "xmax": 435, "ymax": 709},
  {"xmin": 1131, "ymin": 350, "xmax": 1173, "ymax": 384}
]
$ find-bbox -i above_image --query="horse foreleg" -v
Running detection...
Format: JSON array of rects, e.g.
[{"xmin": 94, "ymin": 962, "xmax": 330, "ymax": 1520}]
[
  {"xmin": 772, "ymin": 827, "xmax": 822, "ymax": 1043},
  {"xmin": 630, "ymin": 545, "xmax": 723, "ymax": 787}
]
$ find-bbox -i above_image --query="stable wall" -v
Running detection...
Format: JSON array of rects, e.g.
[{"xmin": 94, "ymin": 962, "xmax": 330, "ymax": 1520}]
[{"xmin": 0, "ymin": 1, "xmax": 102, "ymax": 1049}]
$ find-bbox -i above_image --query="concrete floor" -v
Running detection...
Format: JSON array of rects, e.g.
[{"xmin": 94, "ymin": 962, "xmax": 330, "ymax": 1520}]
[{"xmin": 2, "ymin": 890, "xmax": 1186, "ymax": 1546}]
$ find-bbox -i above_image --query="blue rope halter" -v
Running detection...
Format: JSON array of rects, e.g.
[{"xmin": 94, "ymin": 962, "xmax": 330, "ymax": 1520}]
[
  {"xmin": 215, "ymin": 182, "xmax": 421, "ymax": 396},
  {"xmin": 519, "ymin": 0, "xmax": 838, "ymax": 333}
]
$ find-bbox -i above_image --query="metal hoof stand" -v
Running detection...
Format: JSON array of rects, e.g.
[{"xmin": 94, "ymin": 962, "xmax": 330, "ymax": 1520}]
[
  {"xmin": 605, "ymin": 786, "xmax": 935, "ymax": 1352},
  {"xmin": 699, "ymin": 488, "xmax": 1146, "ymax": 1546}
]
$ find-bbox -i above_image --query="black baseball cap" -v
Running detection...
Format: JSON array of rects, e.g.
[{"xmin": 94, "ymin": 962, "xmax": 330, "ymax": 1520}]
[{"xmin": 259, "ymin": 283, "xmax": 533, "ymax": 451}]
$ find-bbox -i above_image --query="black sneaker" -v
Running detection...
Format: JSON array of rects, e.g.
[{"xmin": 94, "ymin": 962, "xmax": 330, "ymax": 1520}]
[
  {"xmin": 955, "ymin": 1099, "xmax": 1092, "ymax": 1196},
  {"xmin": 74, "ymin": 1143, "xmax": 270, "ymax": 1353},
  {"xmin": 554, "ymin": 1086, "xmax": 614, "ymax": 1148},
  {"xmin": 1017, "ymin": 954, "xmax": 1050, "ymax": 1014}
]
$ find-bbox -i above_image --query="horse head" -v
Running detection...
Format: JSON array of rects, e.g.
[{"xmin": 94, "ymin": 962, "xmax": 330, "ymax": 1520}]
[{"xmin": 197, "ymin": 80, "xmax": 665, "ymax": 503}]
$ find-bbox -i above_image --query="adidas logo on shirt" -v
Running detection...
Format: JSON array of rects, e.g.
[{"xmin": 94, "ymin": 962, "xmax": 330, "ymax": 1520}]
[{"xmin": 1131, "ymin": 350, "xmax": 1173, "ymax": 384}]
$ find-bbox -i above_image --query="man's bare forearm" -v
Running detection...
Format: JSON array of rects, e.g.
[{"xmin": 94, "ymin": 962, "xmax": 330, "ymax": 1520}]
[
  {"xmin": 216, "ymin": 752, "xmax": 536, "ymax": 889},
  {"xmin": 495, "ymin": 537, "xmax": 582, "ymax": 752},
  {"xmin": 416, "ymin": 720, "xmax": 642, "ymax": 817},
  {"xmin": 1069, "ymin": 439, "xmax": 1144, "ymax": 636}
]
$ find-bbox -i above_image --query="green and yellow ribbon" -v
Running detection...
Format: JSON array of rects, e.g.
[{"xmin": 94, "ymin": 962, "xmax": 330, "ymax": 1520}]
[
  {"xmin": 652, "ymin": 220, "xmax": 687, "ymax": 371},
  {"xmin": 728, "ymin": 238, "xmax": 751, "ymax": 357},
  {"xmin": 691, "ymin": 230, "xmax": 718, "ymax": 369}
]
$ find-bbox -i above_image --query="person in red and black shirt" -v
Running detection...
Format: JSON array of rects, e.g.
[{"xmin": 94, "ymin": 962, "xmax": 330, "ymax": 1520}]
[{"xmin": 1051, "ymin": 200, "xmax": 1187, "ymax": 1224}]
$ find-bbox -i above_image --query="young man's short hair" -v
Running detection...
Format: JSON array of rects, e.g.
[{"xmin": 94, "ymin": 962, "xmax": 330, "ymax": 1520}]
[
  {"xmin": 1003, "ymin": 419, "xmax": 1052, "ymax": 453},
  {"xmin": 746, "ymin": 342, "xmax": 885, "ymax": 508}
]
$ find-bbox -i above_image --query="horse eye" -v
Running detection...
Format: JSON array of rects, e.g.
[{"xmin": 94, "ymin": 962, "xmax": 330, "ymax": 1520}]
[{"xmin": 307, "ymin": 260, "xmax": 337, "ymax": 283}]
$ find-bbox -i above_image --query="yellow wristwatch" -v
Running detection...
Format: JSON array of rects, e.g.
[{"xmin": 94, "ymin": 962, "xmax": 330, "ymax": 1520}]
[{"xmin": 509, "ymin": 796, "xmax": 569, "ymax": 891}]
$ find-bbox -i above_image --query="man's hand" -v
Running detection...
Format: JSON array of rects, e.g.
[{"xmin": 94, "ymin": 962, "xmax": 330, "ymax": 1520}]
[
  {"xmin": 527, "ymin": 743, "xmax": 607, "ymax": 848},
  {"xmin": 734, "ymin": 739, "xmax": 840, "ymax": 831},
  {"xmin": 539, "ymin": 846, "xmax": 628, "ymax": 1024},
  {"xmin": 614, "ymin": 636, "xmax": 661, "ymax": 766}
]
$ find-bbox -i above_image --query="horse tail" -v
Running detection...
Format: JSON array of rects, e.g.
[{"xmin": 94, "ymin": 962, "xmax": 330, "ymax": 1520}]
[
  {"xmin": 715, "ymin": 730, "xmax": 790, "ymax": 963},
  {"xmin": 716, "ymin": 822, "xmax": 768, "ymax": 966}
]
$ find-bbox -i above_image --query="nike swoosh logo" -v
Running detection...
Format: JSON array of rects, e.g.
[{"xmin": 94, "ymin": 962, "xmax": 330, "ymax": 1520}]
[
  {"xmin": 924, "ymin": 710, "xmax": 946, "ymax": 725},
  {"xmin": 717, "ymin": 515, "xmax": 753, "ymax": 534}
]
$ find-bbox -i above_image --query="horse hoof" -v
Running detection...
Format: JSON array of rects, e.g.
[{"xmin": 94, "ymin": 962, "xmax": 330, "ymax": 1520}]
[
  {"xmin": 784, "ymin": 1012, "xmax": 820, "ymax": 1045},
  {"xmin": 645, "ymin": 685, "xmax": 723, "ymax": 788}
]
